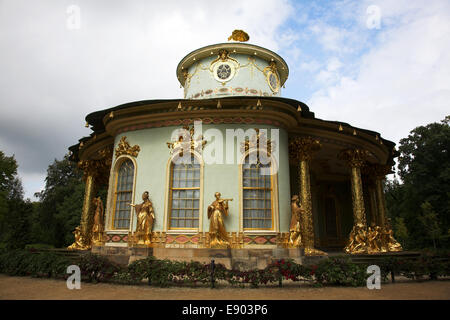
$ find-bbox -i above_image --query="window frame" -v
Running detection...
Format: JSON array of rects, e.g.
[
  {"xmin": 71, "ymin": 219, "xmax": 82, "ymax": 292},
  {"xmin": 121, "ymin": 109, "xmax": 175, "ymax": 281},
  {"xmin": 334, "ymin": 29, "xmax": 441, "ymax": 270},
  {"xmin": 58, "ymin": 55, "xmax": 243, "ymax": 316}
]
[
  {"xmin": 239, "ymin": 150, "xmax": 279, "ymax": 234},
  {"xmin": 164, "ymin": 151, "xmax": 203, "ymax": 233},
  {"xmin": 110, "ymin": 156, "xmax": 137, "ymax": 231}
]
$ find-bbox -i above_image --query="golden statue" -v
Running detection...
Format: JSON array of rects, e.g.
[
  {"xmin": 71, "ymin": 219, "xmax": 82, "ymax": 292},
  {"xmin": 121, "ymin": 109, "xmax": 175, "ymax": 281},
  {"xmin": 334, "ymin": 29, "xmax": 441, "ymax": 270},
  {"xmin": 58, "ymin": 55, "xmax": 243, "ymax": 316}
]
[
  {"xmin": 208, "ymin": 192, "xmax": 232, "ymax": 248},
  {"xmin": 67, "ymin": 226, "xmax": 89, "ymax": 250},
  {"xmin": 91, "ymin": 196, "xmax": 104, "ymax": 246},
  {"xmin": 288, "ymin": 195, "xmax": 303, "ymax": 247},
  {"xmin": 228, "ymin": 29, "xmax": 250, "ymax": 42},
  {"xmin": 384, "ymin": 218, "xmax": 403, "ymax": 252},
  {"xmin": 367, "ymin": 224, "xmax": 386, "ymax": 254},
  {"xmin": 344, "ymin": 223, "xmax": 367, "ymax": 254},
  {"xmin": 130, "ymin": 191, "xmax": 155, "ymax": 246}
]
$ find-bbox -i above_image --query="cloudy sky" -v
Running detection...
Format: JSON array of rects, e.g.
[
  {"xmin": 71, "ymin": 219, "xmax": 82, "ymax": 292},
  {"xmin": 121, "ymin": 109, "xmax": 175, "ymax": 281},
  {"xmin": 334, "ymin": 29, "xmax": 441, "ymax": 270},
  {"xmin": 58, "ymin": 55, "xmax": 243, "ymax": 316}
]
[{"xmin": 0, "ymin": 0, "xmax": 449, "ymax": 200}]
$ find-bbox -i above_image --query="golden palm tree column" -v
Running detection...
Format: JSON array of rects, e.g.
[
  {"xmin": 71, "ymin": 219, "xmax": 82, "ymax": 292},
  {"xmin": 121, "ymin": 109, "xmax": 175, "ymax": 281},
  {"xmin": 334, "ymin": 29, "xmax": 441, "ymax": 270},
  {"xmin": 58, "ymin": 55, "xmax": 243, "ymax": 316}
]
[
  {"xmin": 374, "ymin": 164, "xmax": 392, "ymax": 228},
  {"xmin": 289, "ymin": 137, "xmax": 326, "ymax": 256},
  {"xmin": 362, "ymin": 166, "xmax": 379, "ymax": 227},
  {"xmin": 78, "ymin": 160, "xmax": 99, "ymax": 248},
  {"xmin": 339, "ymin": 149, "xmax": 369, "ymax": 229}
]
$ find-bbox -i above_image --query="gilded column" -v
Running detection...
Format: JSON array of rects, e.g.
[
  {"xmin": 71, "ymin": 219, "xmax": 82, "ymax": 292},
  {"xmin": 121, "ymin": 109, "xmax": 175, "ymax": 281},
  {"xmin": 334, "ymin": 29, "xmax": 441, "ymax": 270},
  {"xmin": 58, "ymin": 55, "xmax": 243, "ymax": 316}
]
[
  {"xmin": 289, "ymin": 137, "xmax": 326, "ymax": 256},
  {"xmin": 362, "ymin": 166, "xmax": 379, "ymax": 227},
  {"xmin": 80, "ymin": 173, "xmax": 97, "ymax": 243},
  {"xmin": 76, "ymin": 148, "xmax": 113, "ymax": 248},
  {"xmin": 339, "ymin": 149, "xmax": 369, "ymax": 228},
  {"xmin": 339, "ymin": 149, "xmax": 370, "ymax": 254},
  {"xmin": 374, "ymin": 164, "xmax": 391, "ymax": 228}
]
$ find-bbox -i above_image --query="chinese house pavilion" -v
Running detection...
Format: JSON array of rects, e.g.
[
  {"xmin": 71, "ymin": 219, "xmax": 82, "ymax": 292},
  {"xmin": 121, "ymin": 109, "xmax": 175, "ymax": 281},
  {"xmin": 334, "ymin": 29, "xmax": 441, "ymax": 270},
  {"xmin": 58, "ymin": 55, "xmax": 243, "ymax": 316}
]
[{"xmin": 68, "ymin": 30, "xmax": 402, "ymax": 267}]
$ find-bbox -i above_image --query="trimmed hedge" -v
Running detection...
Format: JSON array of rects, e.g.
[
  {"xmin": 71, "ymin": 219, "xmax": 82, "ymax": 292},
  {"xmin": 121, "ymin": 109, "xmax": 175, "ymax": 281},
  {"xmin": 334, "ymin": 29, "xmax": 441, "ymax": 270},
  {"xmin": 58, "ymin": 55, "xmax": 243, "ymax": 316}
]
[{"xmin": 0, "ymin": 250, "xmax": 449, "ymax": 288}]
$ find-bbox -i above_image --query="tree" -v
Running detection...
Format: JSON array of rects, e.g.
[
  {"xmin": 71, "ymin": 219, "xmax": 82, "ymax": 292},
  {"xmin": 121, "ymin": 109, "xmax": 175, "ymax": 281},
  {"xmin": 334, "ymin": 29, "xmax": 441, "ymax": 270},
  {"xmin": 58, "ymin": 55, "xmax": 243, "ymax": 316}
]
[
  {"xmin": 34, "ymin": 155, "xmax": 85, "ymax": 247},
  {"xmin": 0, "ymin": 151, "xmax": 19, "ymax": 238},
  {"xmin": 385, "ymin": 116, "xmax": 450, "ymax": 249},
  {"xmin": 419, "ymin": 201, "xmax": 442, "ymax": 249},
  {"xmin": 0, "ymin": 151, "xmax": 31, "ymax": 249},
  {"xmin": 393, "ymin": 217, "xmax": 408, "ymax": 247}
]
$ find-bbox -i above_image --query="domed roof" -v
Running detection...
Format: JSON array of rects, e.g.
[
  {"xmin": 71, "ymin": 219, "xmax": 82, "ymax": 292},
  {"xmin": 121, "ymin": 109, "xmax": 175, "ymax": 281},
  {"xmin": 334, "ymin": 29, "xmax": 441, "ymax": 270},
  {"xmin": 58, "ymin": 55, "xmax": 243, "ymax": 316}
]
[{"xmin": 176, "ymin": 42, "xmax": 289, "ymax": 88}]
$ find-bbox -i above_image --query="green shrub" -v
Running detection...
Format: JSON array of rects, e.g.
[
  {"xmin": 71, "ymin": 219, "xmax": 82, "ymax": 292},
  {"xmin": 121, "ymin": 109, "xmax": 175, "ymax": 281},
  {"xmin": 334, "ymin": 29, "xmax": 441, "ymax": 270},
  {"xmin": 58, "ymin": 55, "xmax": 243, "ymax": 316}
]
[
  {"xmin": 0, "ymin": 250, "xmax": 71, "ymax": 278},
  {"xmin": 314, "ymin": 256, "xmax": 367, "ymax": 287},
  {"xmin": 76, "ymin": 253, "xmax": 122, "ymax": 283},
  {"xmin": 1, "ymin": 250, "xmax": 449, "ymax": 288},
  {"xmin": 25, "ymin": 243, "xmax": 55, "ymax": 250}
]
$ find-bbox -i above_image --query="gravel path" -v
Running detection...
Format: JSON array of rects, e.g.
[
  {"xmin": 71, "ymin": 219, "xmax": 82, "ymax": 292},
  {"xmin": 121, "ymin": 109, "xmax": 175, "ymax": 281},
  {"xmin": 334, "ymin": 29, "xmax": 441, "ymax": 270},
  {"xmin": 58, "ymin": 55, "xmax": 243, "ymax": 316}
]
[{"xmin": 0, "ymin": 275, "xmax": 449, "ymax": 300}]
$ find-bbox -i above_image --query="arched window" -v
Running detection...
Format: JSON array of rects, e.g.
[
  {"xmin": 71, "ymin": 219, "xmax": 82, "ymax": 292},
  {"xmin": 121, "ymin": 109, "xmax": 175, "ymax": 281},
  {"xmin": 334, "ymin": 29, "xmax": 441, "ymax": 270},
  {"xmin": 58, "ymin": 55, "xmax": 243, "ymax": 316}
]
[
  {"xmin": 168, "ymin": 154, "xmax": 200, "ymax": 229},
  {"xmin": 242, "ymin": 155, "xmax": 273, "ymax": 230},
  {"xmin": 112, "ymin": 159, "xmax": 134, "ymax": 229}
]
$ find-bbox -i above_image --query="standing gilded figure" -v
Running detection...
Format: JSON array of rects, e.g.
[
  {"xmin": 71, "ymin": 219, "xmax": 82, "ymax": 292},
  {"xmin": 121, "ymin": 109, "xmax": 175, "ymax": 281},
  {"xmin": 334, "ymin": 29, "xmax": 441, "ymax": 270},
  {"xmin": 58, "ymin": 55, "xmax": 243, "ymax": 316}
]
[
  {"xmin": 130, "ymin": 191, "xmax": 155, "ymax": 246},
  {"xmin": 208, "ymin": 192, "xmax": 232, "ymax": 248},
  {"xmin": 91, "ymin": 196, "xmax": 105, "ymax": 245},
  {"xmin": 288, "ymin": 195, "xmax": 303, "ymax": 247}
]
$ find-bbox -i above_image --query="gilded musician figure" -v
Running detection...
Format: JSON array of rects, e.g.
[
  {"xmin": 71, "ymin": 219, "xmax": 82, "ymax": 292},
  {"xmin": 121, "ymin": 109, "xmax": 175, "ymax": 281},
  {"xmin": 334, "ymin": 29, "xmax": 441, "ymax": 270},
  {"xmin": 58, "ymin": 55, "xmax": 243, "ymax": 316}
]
[
  {"xmin": 208, "ymin": 192, "xmax": 231, "ymax": 248},
  {"xmin": 130, "ymin": 191, "xmax": 155, "ymax": 245},
  {"xmin": 67, "ymin": 226, "xmax": 89, "ymax": 250},
  {"xmin": 288, "ymin": 195, "xmax": 303, "ymax": 247}
]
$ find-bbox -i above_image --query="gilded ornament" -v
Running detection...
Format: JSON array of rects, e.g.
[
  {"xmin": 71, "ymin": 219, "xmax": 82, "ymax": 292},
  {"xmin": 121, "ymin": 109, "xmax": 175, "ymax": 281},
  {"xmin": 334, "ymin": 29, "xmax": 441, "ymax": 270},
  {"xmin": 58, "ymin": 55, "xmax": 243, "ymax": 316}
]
[
  {"xmin": 115, "ymin": 136, "xmax": 140, "ymax": 158},
  {"xmin": 289, "ymin": 137, "xmax": 321, "ymax": 162},
  {"xmin": 208, "ymin": 192, "xmax": 232, "ymax": 248},
  {"xmin": 338, "ymin": 149, "xmax": 369, "ymax": 168},
  {"xmin": 227, "ymin": 29, "xmax": 250, "ymax": 42},
  {"xmin": 166, "ymin": 125, "xmax": 207, "ymax": 156},
  {"xmin": 240, "ymin": 128, "xmax": 275, "ymax": 158}
]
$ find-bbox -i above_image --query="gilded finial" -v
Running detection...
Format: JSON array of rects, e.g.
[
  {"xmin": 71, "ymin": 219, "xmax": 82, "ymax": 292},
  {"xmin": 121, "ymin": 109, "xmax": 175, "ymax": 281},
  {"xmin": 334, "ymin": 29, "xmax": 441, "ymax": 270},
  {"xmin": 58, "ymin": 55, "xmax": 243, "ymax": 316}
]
[
  {"xmin": 85, "ymin": 121, "xmax": 89, "ymax": 128},
  {"xmin": 228, "ymin": 29, "xmax": 249, "ymax": 42}
]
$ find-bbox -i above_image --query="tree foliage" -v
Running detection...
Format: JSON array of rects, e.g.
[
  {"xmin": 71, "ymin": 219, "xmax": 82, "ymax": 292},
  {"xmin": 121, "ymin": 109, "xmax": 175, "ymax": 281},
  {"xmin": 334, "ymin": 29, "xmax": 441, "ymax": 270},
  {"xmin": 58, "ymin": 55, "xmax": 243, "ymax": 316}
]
[
  {"xmin": 0, "ymin": 151, "xmax": 31, "ymax": 249},
  {"xmin": 33, "ymin": 155, "xmax": 85, "ymax": 247},
  {"xmin": 385, "ymin": 116, "xmax": 450, "ymax": 249}
]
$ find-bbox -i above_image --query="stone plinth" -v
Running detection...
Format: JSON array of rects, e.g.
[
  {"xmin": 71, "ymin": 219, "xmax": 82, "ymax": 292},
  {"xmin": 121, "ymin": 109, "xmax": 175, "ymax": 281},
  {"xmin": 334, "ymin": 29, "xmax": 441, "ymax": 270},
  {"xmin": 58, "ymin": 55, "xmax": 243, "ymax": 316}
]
[{"xmin": 94, "ymin": 246, "xmax": 309, "ymax": 270}]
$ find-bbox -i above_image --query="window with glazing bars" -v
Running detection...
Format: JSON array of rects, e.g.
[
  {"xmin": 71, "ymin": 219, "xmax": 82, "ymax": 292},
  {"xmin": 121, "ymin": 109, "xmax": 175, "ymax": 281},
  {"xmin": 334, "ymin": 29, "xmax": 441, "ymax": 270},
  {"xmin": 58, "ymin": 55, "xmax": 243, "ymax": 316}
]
[
  {"xmin": 242, "ymin": 157, "xmax": 272, "ymax": 229},
  {"xmin": 113, "ymin": 159, "xmax": 134, "ymax": 229},
  {"xmin": 169, "ymin": 155, "xmax": 200, "ymax": 229}
]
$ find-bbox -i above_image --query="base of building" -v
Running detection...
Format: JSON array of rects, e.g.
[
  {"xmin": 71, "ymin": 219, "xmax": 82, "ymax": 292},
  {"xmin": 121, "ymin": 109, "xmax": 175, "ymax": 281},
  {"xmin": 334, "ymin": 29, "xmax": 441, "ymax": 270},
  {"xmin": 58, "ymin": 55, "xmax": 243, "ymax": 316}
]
[{"xmin": 91, "ymin": 245, "xmax": 329, "ymax": 269}]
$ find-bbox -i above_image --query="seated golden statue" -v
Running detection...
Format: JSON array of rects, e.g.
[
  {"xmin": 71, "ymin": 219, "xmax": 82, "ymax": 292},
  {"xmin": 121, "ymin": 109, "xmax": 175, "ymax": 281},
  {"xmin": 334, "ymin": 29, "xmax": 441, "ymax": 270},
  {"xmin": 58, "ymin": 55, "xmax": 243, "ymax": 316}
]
[
  {"xmin": 344, "ymin": 223, "xmax": 367, "ymax": 254},
  {"xmin": 228, "ymin": 29, "xmax": 250, "ymax": 42},
  {"xmin": 208, "ymin": 192, "xmax": 231, "ymax": 248},
  {"xmin": 288, "ymin": 195, "xmax": 302, "ymax": 247},
  {"xmin": 67, "ymin": 226, "xmax": 89, "ymax": 250},
  {"xmin": 91, "ymin": 196, "xmax": 104, "ymax": 246},
  {"xmin": 367, "ymin": 224, "xmax": 386, "ymax": 254},
  {"xmin": 130, "ymin": 191, "xmax": 155, "ymax": 246},
  {"xmin": 384, "ymin": 219, "xmax": 402, "ymax": 252}
]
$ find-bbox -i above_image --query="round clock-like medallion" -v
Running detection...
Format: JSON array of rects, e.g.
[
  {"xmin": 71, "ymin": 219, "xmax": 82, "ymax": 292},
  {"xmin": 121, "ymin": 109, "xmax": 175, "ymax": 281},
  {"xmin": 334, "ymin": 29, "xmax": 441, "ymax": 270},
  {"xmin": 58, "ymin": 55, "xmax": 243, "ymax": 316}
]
[
  {"xmin": 267, "ymin": 71, "xmax": 280, "ymax": 92},
  {"xmin": 217, "ymin": 64, "xmax": 231, "ymax": 80},
  {"xmin": 213, "ymin": 61, "xmax": 235, "ymax": 83}
]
